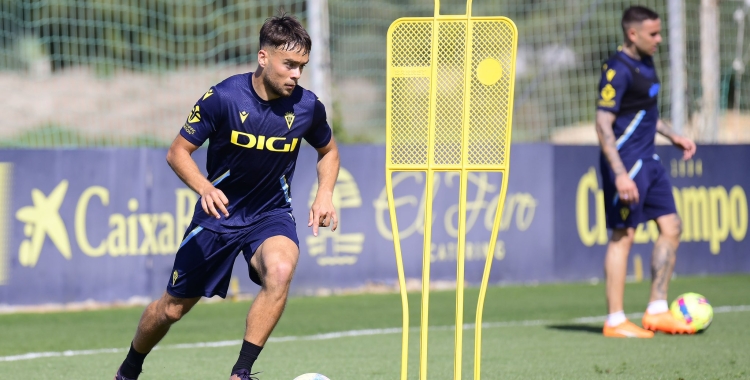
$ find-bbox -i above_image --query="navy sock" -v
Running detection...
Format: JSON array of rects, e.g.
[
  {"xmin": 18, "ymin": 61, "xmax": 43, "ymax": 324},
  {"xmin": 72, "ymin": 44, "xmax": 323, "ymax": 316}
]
[
  {"xmin": 232, "ymin": 340, "xmax": 263, "ymax": 374},
  {"xmin": 120, "ymin": 342, "xmax": 148, "ymax": 379}
]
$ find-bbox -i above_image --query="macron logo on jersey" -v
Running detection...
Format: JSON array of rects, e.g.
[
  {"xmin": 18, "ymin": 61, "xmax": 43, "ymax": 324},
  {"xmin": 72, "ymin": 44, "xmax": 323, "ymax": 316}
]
[{"xmin": 230, "ymin": 131, "xmax": 299, "ymax": 152}]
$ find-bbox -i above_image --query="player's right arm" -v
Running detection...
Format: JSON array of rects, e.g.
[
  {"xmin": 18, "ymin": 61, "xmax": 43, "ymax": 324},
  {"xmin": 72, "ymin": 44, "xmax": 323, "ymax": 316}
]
[
  {"xmin": 166, "ymin": 135, "xmax": 229, "ymax": 219},
  {"xmin": 595, "ymin": 63, "xmax": 639, "ymax": 205},
  {"xmin": 595, "ymin": 110, "xmax": 638, "ymax": 205},
  {"xmin": 596, "ymin": 110, "xmax": 638, "ymax": 203},
  {"xmin": 166, "ymin": 86, "xmax": 229, "ymax": 219},
  {"xmin": 305, "ymin": 97, "xmax": 339, "ymax": 237}
]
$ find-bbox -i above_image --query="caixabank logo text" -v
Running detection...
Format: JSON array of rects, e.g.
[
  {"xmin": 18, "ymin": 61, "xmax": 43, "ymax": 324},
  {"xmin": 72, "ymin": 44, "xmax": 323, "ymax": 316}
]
[{"xmin": 14, "ymin": 180, "xmax": 198, "ymax": 268}]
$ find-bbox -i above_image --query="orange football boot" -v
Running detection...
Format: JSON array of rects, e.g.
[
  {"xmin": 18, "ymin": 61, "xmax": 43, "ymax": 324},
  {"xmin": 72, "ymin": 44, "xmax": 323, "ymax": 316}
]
[
  {"xmin": 642, "ymin": 312, "xmax": 696, "ymax": 334},
  {"xmin": 603, "ymin": 320, "xmax": 655, "ymax": 338}
]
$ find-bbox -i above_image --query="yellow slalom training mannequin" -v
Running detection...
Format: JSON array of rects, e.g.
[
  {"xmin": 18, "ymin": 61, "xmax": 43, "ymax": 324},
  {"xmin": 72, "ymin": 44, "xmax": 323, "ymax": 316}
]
[{"xmin": 384, "ymin": 0, "xmax": 518, "ymax": 379}]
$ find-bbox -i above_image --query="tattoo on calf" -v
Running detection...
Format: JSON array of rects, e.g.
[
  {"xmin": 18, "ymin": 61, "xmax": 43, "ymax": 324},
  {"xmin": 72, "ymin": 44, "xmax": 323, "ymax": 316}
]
[{"xmin": 651, "ymin": 241, "xmax": 676, "ymax": 300}]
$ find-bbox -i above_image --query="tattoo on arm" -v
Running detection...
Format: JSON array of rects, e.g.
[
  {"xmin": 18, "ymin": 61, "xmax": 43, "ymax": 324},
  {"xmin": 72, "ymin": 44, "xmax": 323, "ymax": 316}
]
[
  {"xmin": 651, "ymin": 241, "xmax": 676, "ymax": 300},
  {"xmin": 595, "ymin": 111, "xmax": 627, "ymax": 176}
]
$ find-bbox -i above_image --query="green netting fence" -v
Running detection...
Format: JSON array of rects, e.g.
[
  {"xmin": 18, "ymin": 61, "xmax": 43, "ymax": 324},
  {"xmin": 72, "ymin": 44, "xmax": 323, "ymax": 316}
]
[{"xmin": 0, "ymin": 0, "xmax": 747, "ymax": 147}]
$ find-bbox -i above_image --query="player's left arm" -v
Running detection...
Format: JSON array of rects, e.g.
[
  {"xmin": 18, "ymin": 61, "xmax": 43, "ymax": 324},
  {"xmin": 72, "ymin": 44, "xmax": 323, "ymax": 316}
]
[
  {"xmin": 308, "ymin": 137, "xmax": 340, "ymax": 236},
  {"xmin": 656, "ymin": 119, "xmax": 696, "ymax": 160}
]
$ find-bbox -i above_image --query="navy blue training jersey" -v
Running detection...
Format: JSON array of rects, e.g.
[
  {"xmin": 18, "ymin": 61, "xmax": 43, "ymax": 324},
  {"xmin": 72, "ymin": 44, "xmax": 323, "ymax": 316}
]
[
  {"xmin": 596, "ymin": 50, "xmax": 661, "ymax": 166},
  {"xmin": 179, "ymin": 72, "xmax": 332, "ymax": 232}
]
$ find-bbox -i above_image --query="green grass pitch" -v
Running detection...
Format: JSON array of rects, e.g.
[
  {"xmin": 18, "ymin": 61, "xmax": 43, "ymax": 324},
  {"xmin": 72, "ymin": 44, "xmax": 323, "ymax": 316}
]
[{"xmin": 1, "ymin": 275, "xmax": 748, "ymax": 379}]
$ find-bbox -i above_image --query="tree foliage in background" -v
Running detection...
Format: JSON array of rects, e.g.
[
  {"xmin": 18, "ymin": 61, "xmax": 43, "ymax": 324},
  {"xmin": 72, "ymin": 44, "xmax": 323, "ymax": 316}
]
[
  {"xmin": 1, "ymin": 0, "xmax": 306, "ymax": 73},
  {"xmin": 1, "ymin": 0, "xmax": 748, "ymax": 146}
]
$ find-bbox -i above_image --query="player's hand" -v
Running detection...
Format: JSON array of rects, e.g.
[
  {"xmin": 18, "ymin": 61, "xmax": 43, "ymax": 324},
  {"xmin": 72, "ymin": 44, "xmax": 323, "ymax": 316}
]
[
  {"xmin": 615, "ymin": 173, "xmax": 639, "ymax": 205},
  {"xmin": 308, "ymin": 197, "xmax": 338, "ymax": 237},
  {"xmin": 200, "ymin": 185, "xmax": 229, "ymax": 219},
  {"xmin": 672, "ymin": 135, "xmax": 697, "ymax": 161}
]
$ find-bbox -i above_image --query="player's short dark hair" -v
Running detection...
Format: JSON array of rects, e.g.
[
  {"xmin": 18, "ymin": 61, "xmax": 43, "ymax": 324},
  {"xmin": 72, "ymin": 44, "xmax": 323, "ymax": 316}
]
[
  {"xmin": 259, "ymin": 12, "xmax": 312, "ymax": 55},
  {"xmin": 621, "ymin": 6, "xmax": 659, "ymax": 39}
]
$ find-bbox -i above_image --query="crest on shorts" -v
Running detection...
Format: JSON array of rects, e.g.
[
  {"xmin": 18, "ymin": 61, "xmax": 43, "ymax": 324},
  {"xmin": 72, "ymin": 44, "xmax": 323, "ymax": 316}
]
[
  {"xmin": 620, "ymin": 207, "xmax": 630, "ymax": 220},
  {"xmin": 284, "ymin": 112, "xmax": 295, "ymax": 129}
]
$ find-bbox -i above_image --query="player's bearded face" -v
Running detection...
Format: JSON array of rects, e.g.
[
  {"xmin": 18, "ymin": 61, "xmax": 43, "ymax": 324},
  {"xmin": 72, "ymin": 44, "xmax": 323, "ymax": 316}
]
[
  {"xmin": 633, "ymin": 19, "xmax": 662, "ymax": 57},
  {"xmin": 263, "ymin": 46, "xmax": 310, "ymax": 98}
]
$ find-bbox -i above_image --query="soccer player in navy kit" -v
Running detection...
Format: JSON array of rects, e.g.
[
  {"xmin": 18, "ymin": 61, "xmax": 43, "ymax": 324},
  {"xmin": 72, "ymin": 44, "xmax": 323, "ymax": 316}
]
[
  {"xmin": 115, "ymin": 15, "xmax": 339, "ymax": 379},
  {"xmin": 596, "ymin": 6, "xmax": 697, "ymax": 338}
]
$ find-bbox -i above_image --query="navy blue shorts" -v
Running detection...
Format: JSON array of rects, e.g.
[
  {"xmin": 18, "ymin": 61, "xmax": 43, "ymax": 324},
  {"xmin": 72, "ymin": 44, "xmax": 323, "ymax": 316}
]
[
  {"xmin": 167, "ymin": 210, "xmax": 298, "ymax": 298},
  {"xmin": 600, "ymin": 156, "xmax": 677, "ymax": 229}
]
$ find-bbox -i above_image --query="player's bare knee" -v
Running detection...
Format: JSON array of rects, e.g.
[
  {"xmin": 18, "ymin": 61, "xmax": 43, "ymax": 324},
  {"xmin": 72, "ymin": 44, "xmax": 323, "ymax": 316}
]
[
  {"xmin": 262, "ymin": 261, "xmax": 295, "ymax": 292},
  {"xmin": 157, "ymin": 294, "xmax": 197, "ymax": 324},
  {"xmin": 669, "ymin": 215, "xmax": 683, "ymax": 239},
  {"xmin": 659, "ymin": 214, "xmax": 682, "ymax": 240},
  {"xmin": 162, "ymin": 303, "xmax": 188, "ymax": 324},
  {"xmin": 611, "ymin": 228, "xmax": 635, "ymax": 243}
]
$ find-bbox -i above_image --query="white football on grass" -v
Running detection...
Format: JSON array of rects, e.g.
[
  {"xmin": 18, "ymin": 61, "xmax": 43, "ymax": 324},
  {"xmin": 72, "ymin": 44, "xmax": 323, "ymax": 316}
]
[{"xmin": 293, "ymin": 374, "xmax": 330, "ymax": 380}]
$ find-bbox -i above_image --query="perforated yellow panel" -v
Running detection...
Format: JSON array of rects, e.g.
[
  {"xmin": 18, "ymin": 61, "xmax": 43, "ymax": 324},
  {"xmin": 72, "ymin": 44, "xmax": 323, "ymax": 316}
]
[
  {"xmin": 434, "ymin": 21, "xmax": 466, "ymax": 166},
  {"xmin": 390, "ymin": 76, "xmax": 431, "ymax": 166},
  {"xmin": 468, "ymin": 21, "xmax": 516, "ymax": 167},
  {"xmin": 386, "ymin": 17, "xmax": 517, "ymax": 170},
  {"xmin": 388, "ymin": 21, "xmax": 432, "ymax": 167}
]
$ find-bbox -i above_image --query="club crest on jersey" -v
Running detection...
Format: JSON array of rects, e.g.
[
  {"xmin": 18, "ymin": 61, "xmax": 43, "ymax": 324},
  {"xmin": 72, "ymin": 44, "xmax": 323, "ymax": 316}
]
[
  {"xmin": 188, "ymin": 105, "xmax": 201, "ymax": 123},
  {"xmin": 239, "ymin": 111, "xmax": 249, "ymax": 123},
  {"xmin": 284, "ymin": 112, "xmax": 295, "ymax": 129}
]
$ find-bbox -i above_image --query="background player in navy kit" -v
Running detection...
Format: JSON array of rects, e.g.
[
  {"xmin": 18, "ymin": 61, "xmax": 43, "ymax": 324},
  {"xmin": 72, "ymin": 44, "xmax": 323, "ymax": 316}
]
[
  {"xmin": 595, "ymin": 6, "xmax": 697, "ymax": 338},
  {"xmin": 115, "ymin": 14, "xmax": 340, "ymax": 380}
]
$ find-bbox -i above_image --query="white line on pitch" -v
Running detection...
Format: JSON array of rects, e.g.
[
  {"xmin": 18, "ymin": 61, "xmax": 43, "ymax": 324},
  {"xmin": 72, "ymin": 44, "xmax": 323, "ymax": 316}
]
[{"xmin": 1, "ymin": 305, "xmax": 748, "ymax": 363}]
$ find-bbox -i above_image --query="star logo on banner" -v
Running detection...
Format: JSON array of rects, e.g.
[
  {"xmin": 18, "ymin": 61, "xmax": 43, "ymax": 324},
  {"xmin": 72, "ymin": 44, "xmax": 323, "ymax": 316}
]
[{"xmin": 16, "ymin": 180, "xmax": 72, "ymax": 267}]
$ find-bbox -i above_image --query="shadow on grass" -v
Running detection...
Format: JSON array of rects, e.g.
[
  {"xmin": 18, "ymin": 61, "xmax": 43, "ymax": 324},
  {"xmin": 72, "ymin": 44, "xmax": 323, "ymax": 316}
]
[{"xmin": 546, "ymin": 324, "xmax": 602, "ymax": 334}]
